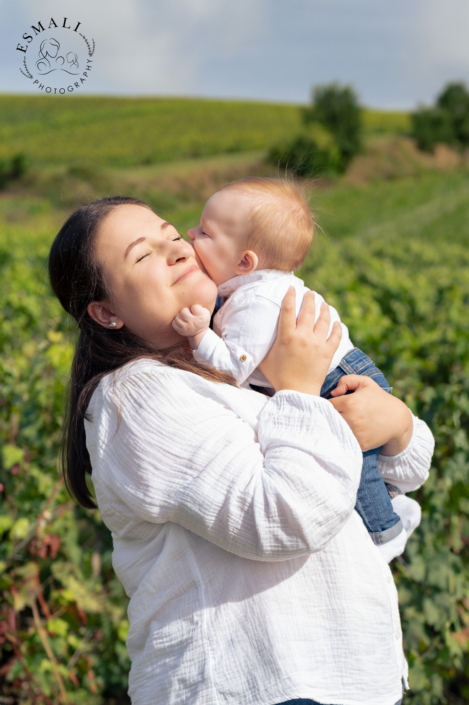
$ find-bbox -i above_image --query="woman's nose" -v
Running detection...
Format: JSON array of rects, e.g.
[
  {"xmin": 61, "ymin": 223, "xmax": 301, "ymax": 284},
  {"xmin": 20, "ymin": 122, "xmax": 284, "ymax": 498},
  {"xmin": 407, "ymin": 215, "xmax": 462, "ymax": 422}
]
[{"xmin": 168, "ymin": 237, "xmax": 194, "ymax": 264}]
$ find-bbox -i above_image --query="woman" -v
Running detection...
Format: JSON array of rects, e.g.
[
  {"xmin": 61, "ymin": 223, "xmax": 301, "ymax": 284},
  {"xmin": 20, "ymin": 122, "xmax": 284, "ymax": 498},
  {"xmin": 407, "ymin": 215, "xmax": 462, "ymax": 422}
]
[{"xmin": 49, "ymin": 196, "xmax": 433, "ymax": 705}]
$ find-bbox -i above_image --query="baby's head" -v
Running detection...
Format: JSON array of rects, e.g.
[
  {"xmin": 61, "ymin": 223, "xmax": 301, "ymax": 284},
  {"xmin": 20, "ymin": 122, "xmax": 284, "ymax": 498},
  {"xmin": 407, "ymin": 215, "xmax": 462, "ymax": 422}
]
[{"xmin": 188, "ymin": 177, "xmax": 314, "ymax": 286}]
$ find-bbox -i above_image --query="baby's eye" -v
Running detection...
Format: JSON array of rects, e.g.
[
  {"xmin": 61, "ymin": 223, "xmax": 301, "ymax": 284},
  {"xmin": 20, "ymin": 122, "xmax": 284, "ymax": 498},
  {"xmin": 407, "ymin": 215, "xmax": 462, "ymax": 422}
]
[{"xmin": 173, "ymin": 236, "xmax": 182, "ymax": 241}]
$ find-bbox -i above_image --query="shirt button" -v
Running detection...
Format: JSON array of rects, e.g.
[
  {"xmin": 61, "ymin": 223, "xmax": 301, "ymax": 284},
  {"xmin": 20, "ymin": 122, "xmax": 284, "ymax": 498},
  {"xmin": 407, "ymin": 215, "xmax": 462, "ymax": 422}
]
[{"xmin": 240, "ymin": 355, "xmax": 247, "ymax": 362}]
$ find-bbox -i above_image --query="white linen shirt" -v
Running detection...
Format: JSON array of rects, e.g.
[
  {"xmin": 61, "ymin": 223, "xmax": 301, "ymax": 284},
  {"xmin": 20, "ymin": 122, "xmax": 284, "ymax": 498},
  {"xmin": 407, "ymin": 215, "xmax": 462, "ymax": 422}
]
[
  {"xmin": 193, "ymin": 270, "xmax": 355, "ymax": 387},
  {"xmin": 85, "ymin": 359, "xmax": 434, "ymax": 705}
]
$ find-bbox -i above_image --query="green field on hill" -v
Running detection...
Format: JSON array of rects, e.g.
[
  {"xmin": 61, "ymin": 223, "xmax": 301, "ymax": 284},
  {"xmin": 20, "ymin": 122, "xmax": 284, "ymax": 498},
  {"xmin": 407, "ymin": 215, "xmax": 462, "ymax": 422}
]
[{"xmin": 0, "ymin": 94, "xmax": 409, "ymax": 168}]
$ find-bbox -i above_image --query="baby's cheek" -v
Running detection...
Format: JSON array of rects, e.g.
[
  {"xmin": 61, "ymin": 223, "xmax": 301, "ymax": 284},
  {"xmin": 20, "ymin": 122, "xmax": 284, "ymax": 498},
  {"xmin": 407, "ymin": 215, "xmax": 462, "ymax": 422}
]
[{"xmin": 193, "ymin": 246, "xmax": 211, "ymax": 275}]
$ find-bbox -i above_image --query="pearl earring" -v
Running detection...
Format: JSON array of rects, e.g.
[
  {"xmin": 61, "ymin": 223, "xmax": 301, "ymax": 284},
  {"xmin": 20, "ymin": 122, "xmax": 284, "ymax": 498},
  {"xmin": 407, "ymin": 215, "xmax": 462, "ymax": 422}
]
[{"xmin": 109, "ymin": 321, "xmax": 117, "ymax": 328}]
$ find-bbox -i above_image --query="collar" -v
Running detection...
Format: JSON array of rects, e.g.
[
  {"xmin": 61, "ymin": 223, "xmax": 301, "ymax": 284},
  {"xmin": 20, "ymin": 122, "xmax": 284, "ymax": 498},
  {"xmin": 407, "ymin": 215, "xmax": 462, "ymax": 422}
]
[{"xmin": 217, "ymin": 269, "xmax": 294, "ymax": 298}]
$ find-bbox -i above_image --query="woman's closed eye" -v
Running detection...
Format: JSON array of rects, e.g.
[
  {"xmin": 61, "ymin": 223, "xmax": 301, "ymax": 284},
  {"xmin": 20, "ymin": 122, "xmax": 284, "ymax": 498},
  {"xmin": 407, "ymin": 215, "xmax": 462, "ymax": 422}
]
[
  {"xmin": 136, "ymin": 251, "xmax": 152, "ymax": 263},
  {"xmin": 135, "ymin": 237, "xmax": 183, "ymax": 262}
]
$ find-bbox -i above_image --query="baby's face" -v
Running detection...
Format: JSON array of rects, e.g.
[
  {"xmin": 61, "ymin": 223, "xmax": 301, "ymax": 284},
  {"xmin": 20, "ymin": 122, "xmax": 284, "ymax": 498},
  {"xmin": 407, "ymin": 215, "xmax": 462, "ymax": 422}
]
[{"xmin": 188, "ymin": 189, "xmax": 252, "ymax": 286}]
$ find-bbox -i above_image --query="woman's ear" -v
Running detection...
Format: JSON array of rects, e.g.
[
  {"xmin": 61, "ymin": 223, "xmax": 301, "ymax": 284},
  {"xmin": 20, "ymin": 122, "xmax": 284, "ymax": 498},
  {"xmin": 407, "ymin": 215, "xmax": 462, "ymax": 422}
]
[
  {"xmin": 235, "ymin": 250, "xmax": 258, "ymax": 276},
  {"xmin": 87, "ymin": 302, "xmax": 124, "ymax": 330}
]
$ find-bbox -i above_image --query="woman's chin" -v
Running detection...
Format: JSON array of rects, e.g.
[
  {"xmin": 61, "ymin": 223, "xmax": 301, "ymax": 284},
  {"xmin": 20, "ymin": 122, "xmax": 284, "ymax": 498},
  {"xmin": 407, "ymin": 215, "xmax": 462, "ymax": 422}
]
[{"xmin": 189, "ymin": 272, "xmax": 218, "ymax": 311}]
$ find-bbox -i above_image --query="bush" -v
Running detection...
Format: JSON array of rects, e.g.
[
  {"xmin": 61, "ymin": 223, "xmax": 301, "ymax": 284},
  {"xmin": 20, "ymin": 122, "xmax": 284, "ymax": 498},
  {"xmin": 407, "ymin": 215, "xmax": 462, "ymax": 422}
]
[
  {"xmin": 0, "ymin": 153, "xmax": 29, "ymax": 189},
  {"xmin": 437, "ymin": 82, "xmax": 469, "ymax": 146},
  {"xmin": 0, "ymin": 226, "xmax": 131, "ymax": 704},
  {"xmin": 303, "ymin": 82, "xmax": 362, "ymax": 168},
  {"xmin": 267, "ymin": 122, "xmax": 341, "ymax": 177},
  {"xmin": 301, "ymin": 211, "xmax": 469, "ymax": 704},
  {"xmin": 411, "ymin": 82, "xmax": 469, "ymax": 152},
  {"xmin": 410, "ymin": 108, "xmax": 456, "ymax": 152}
]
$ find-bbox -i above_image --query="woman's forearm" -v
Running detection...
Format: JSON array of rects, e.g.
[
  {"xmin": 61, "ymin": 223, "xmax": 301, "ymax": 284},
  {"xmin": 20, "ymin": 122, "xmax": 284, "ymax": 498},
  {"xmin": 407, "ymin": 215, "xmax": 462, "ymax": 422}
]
[{"xmin": 379, "ymin": 405, "xmax": 413, "ymax": 456}]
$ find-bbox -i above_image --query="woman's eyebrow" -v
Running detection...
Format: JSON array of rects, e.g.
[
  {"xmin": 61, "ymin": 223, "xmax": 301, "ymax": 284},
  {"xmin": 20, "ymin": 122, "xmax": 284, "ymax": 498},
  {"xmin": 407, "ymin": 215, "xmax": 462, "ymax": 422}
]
[
  {"xmin": 124, "ymin": 223, "xmax": 173, "ymax": 258},
  {"xmin": 124, "ymin": 237, "xmax": 146, "ymax": 259}
]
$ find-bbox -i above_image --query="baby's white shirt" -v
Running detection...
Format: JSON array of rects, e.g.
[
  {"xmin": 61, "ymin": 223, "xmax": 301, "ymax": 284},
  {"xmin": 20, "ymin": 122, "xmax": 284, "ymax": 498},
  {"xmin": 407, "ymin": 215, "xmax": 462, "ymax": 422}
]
[{"xmin": 193, "ymin": 269, "xmax": 355, "ymax": 388}]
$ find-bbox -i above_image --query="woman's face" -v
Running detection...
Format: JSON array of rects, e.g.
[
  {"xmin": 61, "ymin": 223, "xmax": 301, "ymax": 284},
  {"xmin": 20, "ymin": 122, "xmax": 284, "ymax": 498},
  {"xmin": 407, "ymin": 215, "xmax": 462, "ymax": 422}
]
[{"xmin": 90, "ymin": 204, "xmax": 218, "ymax": 348}]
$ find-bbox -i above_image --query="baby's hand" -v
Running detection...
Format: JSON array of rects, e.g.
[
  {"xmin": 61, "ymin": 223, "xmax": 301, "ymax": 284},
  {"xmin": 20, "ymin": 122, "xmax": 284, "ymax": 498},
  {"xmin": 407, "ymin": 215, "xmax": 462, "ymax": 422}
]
[{"xmin": 172, "ymin": 305, "xmax": 211, "ymax": 349}]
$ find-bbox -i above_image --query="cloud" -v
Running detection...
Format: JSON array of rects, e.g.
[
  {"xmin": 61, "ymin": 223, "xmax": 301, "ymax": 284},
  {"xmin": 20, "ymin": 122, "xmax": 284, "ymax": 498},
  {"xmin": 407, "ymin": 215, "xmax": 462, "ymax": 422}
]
[
  {"xmin": 407, "ymin": 0, "xmax": 469, "ymax": 104},
  {"xmin": 2, "ymin": 0, "xmax": 469, "ymax": 107}
]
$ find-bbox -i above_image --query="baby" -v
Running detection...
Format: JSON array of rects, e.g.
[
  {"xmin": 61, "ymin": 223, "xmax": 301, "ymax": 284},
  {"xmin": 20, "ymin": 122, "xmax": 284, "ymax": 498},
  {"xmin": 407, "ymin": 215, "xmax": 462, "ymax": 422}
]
[{"xmin": 172, "ymin": 176, "xmax": 421, "ymax": 562}]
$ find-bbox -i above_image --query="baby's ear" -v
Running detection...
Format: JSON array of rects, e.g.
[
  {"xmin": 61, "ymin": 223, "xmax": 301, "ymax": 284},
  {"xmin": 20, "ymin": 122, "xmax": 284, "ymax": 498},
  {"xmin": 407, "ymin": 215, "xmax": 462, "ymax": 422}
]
[{"xmin": 235, "ymin": 250, "xmax": 258, "ymax": 275}]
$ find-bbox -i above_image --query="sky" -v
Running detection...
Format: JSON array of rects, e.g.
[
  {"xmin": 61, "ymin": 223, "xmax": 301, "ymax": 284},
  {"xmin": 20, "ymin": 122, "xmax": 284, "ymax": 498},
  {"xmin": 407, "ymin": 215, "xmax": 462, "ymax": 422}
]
[{"xmin": 1, "ymin": 0, "xmax": 469, "ymax": 109}]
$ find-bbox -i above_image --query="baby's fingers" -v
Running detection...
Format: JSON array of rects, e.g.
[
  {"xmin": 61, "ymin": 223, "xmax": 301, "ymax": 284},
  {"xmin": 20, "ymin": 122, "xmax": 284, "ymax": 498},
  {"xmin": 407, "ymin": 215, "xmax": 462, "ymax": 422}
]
[
  {"xmin": 176, "ymin": 307, "xmax": 193, "ymax": 322},
  {"xmin": 172, "ymin": 316, "xmax": 185, "ymax": 333},
  {"xmin": 190, "ymin": 304, "xmax": 205, "ymax": 315},
  {"xmin": 190, "ymin": 305, "xmax": 211, "ymax": 322}
]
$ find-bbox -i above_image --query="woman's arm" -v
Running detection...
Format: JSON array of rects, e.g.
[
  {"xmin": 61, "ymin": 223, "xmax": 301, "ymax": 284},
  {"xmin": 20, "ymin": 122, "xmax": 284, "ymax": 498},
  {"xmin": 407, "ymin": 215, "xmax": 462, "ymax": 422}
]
[
  {"xmin": 90, "ymin": 366, "xmax": 362, "ymax": 561},
  {"xmin": 329, "ymin": 374, "xmax": 434, "ymax": 492},
  {"xmin": 88, "ymin": 291, "xmax": 362, "ymax": 561}
]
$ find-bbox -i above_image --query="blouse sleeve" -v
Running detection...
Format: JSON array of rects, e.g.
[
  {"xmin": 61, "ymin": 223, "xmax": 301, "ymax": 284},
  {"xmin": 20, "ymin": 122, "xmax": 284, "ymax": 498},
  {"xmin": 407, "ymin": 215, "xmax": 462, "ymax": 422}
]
[
  {"xmin": 193, "ymin": 295, "xmax": 280, "ymax": 385},
  {"xmin": 88, "ymin": 364, "xmax": 363, "ymax": 562},
  {"xmin": 378, "ymin": 413, "xmax": 434, "ymax": 493}
]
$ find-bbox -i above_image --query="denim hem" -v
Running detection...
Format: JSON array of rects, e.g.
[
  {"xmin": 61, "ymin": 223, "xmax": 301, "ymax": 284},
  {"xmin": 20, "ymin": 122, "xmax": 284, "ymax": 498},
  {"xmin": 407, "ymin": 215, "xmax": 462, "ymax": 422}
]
[{"xmin": 369, "ymin": 517, "xmax": 403, "ymax": 545}]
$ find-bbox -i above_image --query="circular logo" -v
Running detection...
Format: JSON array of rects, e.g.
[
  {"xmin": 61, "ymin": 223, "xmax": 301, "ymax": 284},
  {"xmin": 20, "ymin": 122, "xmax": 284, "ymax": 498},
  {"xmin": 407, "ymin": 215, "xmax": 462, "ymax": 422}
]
[{"xmin": 17, "ymin": 17, "xmax": 95, "ymax": 95}]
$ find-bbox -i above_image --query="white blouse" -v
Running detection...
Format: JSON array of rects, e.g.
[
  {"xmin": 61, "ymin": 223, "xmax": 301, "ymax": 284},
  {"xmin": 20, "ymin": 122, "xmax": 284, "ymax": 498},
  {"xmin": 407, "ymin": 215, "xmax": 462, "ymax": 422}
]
[{"xmin": 85, "ymin": 359, "xmax": 433, "ymax": 705}]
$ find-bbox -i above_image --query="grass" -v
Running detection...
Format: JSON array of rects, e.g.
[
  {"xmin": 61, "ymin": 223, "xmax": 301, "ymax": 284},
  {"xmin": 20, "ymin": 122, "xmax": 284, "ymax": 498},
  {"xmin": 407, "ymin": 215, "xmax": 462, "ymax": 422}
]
[
  {"xmin": 309, "ymin": 169, "xmax": 469, "ymax": 246},
  {"xmin": 1, "ymin": 151, "xmax": 468, "ymax": 250},
  {"xmin": 362, "ymin": 109, "xmax": 411, "ymax": 136},
  {"xmin": 0, "ymin": 94, "xmax": 409, "ymax": 169},
  {"xmin": 0, "ymin": 95, "xmax": 302, "ymax": 167}
]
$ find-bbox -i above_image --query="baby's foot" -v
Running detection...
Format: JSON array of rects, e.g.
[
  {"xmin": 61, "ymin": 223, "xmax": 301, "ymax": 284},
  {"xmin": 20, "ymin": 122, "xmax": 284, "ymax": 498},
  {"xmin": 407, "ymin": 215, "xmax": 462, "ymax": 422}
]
[
  {"xmin": 376, "ymin": 495, "xmax": 421, "ymax": 563},
  {"xmin": 376, "ymin": 528, "xmax": 407, "ymax": 563},
  {"xmin": 391, "ymin": 494, "xmax": 421, "ymax": 539}
]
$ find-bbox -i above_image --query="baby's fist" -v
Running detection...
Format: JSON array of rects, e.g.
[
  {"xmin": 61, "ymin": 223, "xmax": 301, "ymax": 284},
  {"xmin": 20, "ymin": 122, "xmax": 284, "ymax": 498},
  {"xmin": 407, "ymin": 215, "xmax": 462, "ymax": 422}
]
[{"xmin": 172, "ymin": 305, "xmax": 211, "ymax": 348}]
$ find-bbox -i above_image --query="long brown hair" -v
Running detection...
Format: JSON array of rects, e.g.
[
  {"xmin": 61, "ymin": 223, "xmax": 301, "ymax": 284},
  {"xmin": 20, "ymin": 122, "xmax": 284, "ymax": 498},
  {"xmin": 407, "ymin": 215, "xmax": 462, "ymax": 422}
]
[{"xmin": 49, "ymin": 196, "xmax": 236, "ymax": 509}]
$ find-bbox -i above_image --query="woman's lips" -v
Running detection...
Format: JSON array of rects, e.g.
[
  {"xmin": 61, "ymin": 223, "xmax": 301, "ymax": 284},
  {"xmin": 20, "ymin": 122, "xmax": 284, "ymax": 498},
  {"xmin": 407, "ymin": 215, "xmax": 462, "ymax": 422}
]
[{"xmin": 174, "ymin": 264, "xmax": 199, "ymax": 284}]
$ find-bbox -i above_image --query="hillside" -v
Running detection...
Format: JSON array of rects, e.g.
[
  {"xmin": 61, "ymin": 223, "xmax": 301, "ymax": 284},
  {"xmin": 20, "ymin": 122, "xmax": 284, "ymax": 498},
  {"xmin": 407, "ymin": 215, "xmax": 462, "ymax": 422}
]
[{"xmin": 0, "ymin": 94, "xmax": 408, "ymax": 168}]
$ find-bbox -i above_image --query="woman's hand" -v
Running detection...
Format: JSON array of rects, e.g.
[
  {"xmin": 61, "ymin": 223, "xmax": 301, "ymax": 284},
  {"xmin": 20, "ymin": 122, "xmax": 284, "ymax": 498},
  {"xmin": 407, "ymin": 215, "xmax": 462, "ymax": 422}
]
[
  {"xmin": 329, "ymin": 375, "xmax": 413, "ymax": 454},
  {"xmin": 258, "ymin": 287, "xmax": 342, "ymax": 396}
]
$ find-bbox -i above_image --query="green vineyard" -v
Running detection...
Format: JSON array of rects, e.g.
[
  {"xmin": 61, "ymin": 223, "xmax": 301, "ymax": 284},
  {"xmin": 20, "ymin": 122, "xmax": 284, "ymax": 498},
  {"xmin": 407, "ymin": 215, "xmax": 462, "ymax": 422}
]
[{"xmin": 0, "ymin": 94, "xmax": 468, "ymax": 704}]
